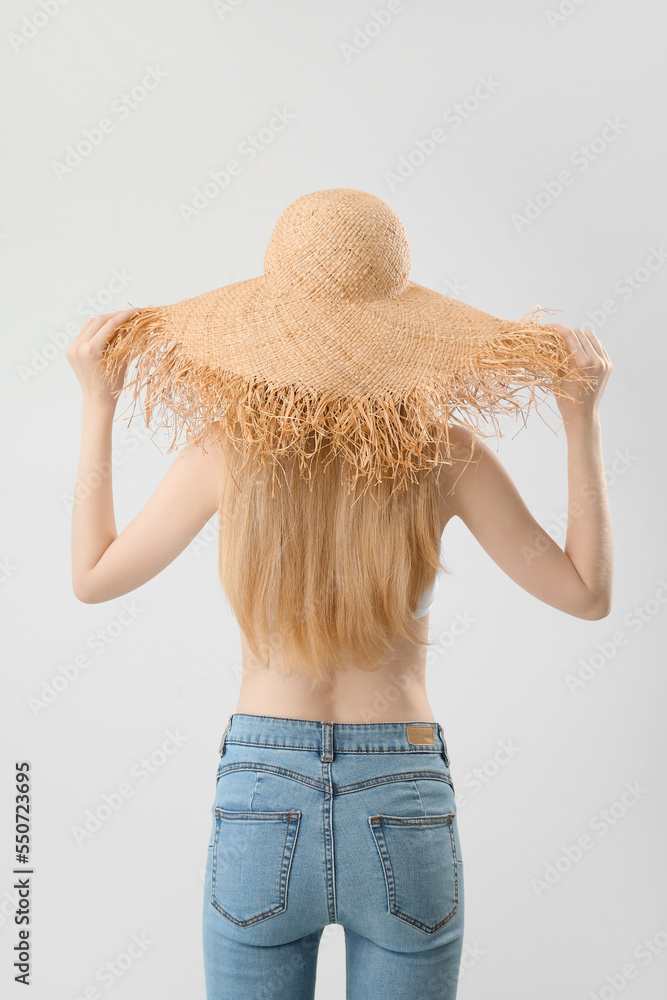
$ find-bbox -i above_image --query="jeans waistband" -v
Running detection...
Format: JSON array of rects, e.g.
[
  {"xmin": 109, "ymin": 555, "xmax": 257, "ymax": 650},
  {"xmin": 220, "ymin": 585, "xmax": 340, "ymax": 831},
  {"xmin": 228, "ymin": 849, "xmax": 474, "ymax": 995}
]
[{"xmin": 217, "ymin": 713, "xmax": 450, "ymax": 765}]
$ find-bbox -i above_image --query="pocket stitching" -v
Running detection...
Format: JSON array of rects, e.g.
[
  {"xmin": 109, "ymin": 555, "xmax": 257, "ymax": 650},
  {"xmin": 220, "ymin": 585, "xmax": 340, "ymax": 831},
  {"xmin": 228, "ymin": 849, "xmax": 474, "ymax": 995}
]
[
  {"xmin": 369, "ymin": 814, "xmax": 459, "ymax": 934},
  {"xmin": 210, "ymin": 809, "xmax": 301, "ymax": 926}
]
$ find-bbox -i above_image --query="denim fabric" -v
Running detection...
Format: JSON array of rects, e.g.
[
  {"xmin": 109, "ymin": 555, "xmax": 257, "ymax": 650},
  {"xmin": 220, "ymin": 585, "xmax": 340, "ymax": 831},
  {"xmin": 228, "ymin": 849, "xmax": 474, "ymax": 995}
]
[{"xmin": 202, "ymin": 713, "xmax": 464, "ymax": 999}]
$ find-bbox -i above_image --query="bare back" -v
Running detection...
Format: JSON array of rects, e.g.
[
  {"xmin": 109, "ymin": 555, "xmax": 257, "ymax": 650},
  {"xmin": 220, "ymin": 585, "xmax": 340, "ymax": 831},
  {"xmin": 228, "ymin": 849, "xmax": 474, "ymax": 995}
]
[{"xmin": 234, "ymin": 485, "xmax": 452, "ymax": 725}]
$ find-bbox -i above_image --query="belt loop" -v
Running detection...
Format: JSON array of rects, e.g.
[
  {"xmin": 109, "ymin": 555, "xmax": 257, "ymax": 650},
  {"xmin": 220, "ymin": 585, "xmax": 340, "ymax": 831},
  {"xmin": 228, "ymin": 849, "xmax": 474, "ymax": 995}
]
[
  {"xmin": 436, "ymin": 722, "xmax": 450, "ymax": 767},
  {"xmin": 321, "ymin": 721, "xmax": 333, "ymax": 762},
  {"xmin": 218, "ymin": 715, "xmax": 233, "ymax": 757}
]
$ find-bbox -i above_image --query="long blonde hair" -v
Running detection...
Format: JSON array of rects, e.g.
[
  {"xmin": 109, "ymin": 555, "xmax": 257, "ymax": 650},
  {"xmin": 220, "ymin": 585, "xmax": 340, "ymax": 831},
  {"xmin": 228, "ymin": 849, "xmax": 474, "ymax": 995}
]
[{"xmin": 217, "ymin": 427, "xmax": 451, "ymax": 689}]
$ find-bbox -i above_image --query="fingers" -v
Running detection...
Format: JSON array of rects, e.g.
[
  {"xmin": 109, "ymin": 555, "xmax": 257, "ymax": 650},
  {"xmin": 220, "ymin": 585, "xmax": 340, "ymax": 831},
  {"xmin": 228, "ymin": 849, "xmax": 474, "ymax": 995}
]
[
  {"xmin": 94, "ymin": 308, "xmax": 139, "ymax": 340},
  {"xmin": 585, "ymin": 330, "xmax": 612, "ymax": 366},
  {"xmin": 77, "ymin": 308, "xmax": 139, "ymax": 345},
  {"xmin": 583, "ymin": 332, "xmax": 607, "ymax": 365},
  {"xmin": 548, "ymin": 324, "xmax": 611, "ymax": 369},
  {"xmin": 75, "ymin": 314, "xmax": 111, "ymax": 344},
  {"xmin": 555, "ymin": 327, "xmax": 595, "ymax": 371},
  {"xmin": 571, "ymin": 328, "xmax": 612, "ymax": 368}
]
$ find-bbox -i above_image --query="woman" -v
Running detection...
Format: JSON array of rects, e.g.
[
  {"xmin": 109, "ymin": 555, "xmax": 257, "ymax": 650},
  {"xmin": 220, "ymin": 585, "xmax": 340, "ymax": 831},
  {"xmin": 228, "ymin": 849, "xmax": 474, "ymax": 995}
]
[{"xmin": 67, "ymin": 189, "xmax": 612, "ymax": 999}]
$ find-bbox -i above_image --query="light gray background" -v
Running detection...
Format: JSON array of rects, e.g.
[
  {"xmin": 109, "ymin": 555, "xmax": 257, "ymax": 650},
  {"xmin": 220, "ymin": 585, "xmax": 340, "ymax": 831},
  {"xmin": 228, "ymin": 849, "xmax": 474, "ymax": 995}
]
[{"xmin": 2, "ymin": 1, "xmax": 665, "ymax": 997}]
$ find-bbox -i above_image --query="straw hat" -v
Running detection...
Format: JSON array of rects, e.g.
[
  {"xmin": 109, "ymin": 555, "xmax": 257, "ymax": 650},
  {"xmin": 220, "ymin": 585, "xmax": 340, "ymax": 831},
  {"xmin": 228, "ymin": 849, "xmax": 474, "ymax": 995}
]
[{"xmin": 99, "ymin": 187, "xmax": 595, "ymax": 491}]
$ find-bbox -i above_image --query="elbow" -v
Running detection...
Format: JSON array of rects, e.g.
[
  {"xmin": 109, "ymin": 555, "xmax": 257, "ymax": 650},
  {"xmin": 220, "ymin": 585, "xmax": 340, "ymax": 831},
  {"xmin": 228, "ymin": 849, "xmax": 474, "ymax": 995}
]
[
  {"xmin": 72, "ymin": 577, "xmax": 101, "ymax": 604},
  {"xmin": 580, "ymin": 593, "xmax": 612, "ymax": 620},
  {"xmin": 73, "ymin": 587, "xmax": 96, "ymax": 605}
]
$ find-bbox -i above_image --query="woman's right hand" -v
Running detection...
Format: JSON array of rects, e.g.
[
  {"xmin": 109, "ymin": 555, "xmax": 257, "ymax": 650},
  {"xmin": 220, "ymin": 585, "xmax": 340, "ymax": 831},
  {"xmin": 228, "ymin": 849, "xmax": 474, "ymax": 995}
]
[{"xmin": 546, "ymin": 323, "xmax": 613, "ymax": 425}]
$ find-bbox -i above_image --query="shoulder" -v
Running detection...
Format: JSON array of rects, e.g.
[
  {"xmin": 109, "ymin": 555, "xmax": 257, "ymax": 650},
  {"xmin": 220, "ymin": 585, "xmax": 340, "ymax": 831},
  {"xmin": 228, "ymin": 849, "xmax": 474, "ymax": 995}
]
[
  {"xmin": 175, "ymin": 422, "xmax": 232, "ymax": 511},
  {"xmin": 438, "ymin": 422, "xmax": 486, "ymax": 469},
  {"xmin": 179, "ymin": 422, "xmax": 230, "ymax": 463},
  {"xmin": 436, "ymin": 423, "xmax": 493, "ymax": 518}
]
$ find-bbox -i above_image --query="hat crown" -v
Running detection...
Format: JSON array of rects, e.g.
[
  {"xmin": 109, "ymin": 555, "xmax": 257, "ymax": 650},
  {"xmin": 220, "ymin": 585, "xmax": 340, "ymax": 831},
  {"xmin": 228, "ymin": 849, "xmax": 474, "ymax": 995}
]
[{"xmin": 264, "ymin": 189, "xmax": 411, "ymax": 301}]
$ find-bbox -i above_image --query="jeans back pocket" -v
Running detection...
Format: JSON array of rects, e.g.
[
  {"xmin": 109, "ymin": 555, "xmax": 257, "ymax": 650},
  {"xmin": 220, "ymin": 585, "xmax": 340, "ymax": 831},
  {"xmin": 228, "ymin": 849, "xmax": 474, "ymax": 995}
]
[
  {"xmin": 211, "ymin": 808, "xmax": 301, "ymax": 926},
  {"xmin": 369, "ymin": 813, "xmax": 459, "ymax": 933}
]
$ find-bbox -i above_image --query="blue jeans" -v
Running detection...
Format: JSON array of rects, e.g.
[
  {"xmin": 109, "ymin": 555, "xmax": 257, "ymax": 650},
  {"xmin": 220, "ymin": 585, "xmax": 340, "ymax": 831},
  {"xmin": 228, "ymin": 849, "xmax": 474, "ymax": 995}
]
[{"xmin": 202, "ymin": 713, "xmax": 464, "ymax": 999}]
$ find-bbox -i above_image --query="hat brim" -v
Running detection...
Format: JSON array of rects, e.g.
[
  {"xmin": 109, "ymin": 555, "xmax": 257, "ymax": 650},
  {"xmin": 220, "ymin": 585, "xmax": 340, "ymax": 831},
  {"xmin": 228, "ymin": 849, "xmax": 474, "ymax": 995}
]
[{"xmin": 99, "ymin": 275, "xmax": 596, "ymax": 488}]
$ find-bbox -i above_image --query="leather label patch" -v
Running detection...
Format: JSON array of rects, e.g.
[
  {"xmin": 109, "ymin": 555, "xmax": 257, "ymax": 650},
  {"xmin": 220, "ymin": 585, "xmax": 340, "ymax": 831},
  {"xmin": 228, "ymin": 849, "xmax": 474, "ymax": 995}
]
[{"xmin": 406, "ymin": 725, "xmax": 436, "ymax": 746}]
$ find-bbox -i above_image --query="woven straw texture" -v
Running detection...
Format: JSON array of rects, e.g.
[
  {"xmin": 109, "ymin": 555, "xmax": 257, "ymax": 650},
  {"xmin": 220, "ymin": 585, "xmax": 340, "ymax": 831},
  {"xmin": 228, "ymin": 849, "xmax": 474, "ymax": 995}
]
[{"xmin": 99, "ymin": 188, "xmax": 596, "ymax": 490}]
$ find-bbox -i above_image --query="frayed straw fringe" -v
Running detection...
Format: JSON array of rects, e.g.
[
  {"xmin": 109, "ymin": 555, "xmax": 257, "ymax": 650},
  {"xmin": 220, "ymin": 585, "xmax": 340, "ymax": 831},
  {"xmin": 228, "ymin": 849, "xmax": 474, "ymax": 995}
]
[{"xmin": 100, "ymin": 303, "xmax": 597, "ymax": 495}]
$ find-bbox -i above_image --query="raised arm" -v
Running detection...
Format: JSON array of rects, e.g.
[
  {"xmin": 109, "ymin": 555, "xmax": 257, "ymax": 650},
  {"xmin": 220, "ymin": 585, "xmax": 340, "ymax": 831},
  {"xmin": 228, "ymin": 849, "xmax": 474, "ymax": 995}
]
[
  {"xmin": 441, "ymin": 325, "xmax": 613, "ymax": 620},
  {"xmin": 67, "ymin": 311, "xmax": 226, "ymax": 604}
]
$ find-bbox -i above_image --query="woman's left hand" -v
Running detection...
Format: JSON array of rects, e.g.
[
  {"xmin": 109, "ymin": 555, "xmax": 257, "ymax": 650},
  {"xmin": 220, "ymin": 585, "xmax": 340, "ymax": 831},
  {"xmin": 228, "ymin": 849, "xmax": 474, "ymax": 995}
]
[{"xmin": 67, "ymin": 309, "xmax": 138, "ymax": 405}]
